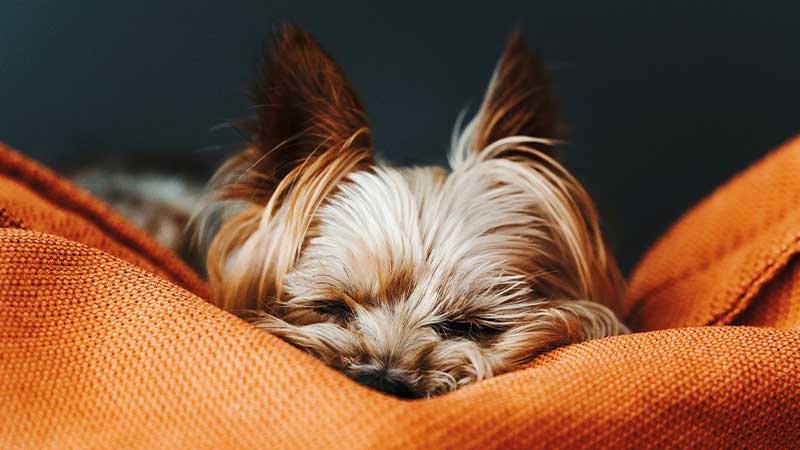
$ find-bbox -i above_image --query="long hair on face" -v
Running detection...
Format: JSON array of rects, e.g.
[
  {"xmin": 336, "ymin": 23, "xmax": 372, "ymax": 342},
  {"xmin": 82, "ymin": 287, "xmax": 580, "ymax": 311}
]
[{"xmin": 195, "ymin": 24, "xmax": 627, "ymax": 398}]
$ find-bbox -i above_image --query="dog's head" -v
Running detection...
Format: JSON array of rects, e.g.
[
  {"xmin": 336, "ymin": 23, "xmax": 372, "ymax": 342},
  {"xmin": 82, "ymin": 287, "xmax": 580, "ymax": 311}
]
[{"xmin": 198, "ymin": 25, "xmax": 626, "ymax": 398}]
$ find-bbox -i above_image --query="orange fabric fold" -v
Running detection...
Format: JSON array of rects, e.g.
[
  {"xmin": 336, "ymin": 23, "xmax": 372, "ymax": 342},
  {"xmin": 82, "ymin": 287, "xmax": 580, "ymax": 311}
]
[
  {"xmin": 627, "ymin": 135, "xmax": 800, "ymax": 330},
  {"xmin": 1, "ymin": 140, "xmax": 800, "ymax": 448},
  {"xmin": 0, "ymin": 144, "xmax": 207, "ymax": 297},
  {"xmin": 1, "ymin": 229, "xmax": 798, "ymax": 449}
]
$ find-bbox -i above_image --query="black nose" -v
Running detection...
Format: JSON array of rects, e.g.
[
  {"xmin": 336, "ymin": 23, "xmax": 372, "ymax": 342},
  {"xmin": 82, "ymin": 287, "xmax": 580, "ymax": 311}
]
[{"xmin": 352, "ymin": 371, "xmax": 417, "ymax": 399}]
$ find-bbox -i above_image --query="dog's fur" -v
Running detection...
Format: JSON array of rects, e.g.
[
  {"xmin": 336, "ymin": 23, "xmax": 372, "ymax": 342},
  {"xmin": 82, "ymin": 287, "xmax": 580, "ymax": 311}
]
[{"xmin": 196, "ymin": 25, "xmax": 627, "ymax": 398}]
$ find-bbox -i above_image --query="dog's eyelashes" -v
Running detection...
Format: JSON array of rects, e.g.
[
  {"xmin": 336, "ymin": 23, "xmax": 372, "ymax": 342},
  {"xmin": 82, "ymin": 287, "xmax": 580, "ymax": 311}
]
[
  {"xmin": 431, "ymin": 320, "xmax": 504, "ymax": 339},
  {"xmin": 312, "ymin": 300, "xmax": 354, "ymax": 321}
]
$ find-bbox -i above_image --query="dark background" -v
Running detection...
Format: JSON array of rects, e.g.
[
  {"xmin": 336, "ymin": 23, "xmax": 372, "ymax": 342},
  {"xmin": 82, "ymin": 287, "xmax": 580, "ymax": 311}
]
[{"xmin": 1, "ymin": 1, "xmax": 798, "ymax": 273}]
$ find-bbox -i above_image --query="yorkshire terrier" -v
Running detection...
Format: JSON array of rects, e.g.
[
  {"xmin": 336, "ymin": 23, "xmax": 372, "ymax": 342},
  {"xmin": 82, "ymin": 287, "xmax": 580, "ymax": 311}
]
[{"xmin": 195, "ymin": 24, "xmax": 628, "ymax": 399}]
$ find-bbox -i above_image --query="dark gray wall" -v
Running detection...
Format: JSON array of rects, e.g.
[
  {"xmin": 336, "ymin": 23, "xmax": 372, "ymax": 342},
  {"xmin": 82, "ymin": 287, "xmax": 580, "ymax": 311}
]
[{"xmin": 1, "ymin": 1, "xmax": 798, "ymax": 272}]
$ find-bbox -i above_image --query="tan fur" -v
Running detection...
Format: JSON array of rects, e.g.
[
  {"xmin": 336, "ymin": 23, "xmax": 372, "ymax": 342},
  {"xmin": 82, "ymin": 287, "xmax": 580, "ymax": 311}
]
[{"xmin": 196, "ymin": 25, "xmax": 627, "ymax": 398}]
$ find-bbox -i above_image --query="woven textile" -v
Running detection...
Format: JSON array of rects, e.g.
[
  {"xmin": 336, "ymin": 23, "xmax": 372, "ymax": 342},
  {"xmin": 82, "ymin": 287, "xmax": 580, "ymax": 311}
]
[
  {"xmin": 736, "ymin": 257, "xmax": 800, "ymax": 328},
  {"xmin": 627, "ymin": 136, "xmax": 800, "ymax": 330},
  {"xmin": 0, "ymin": 145, "xmax": 206, "ymax": 297},
  {"xmin": 1, "ymin": 140, "xmax": 799, "ymax": 448}
]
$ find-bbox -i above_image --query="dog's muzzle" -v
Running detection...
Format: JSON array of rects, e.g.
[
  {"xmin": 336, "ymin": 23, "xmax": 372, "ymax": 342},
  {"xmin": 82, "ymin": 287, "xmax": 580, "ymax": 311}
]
[{"xmin": 351, "ymin": 370, "xmax": 417, "ymax": 399}]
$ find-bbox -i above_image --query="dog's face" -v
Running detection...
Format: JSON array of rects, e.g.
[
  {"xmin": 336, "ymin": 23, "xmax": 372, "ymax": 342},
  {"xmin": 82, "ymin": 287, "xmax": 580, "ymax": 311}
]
[{"xmin": 198, "ymin": 25, "xmax": 626, "ymax": 398}]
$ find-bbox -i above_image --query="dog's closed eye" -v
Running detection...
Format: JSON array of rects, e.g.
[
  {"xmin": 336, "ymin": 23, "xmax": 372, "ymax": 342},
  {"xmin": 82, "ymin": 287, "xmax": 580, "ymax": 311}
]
[
  {"xmin": 313, "ymin": 300, "xmax": 354, "ymax": 321},
  {"xmin": 431, "ymin": 320, "xmax": 504, "ymax": 339}
]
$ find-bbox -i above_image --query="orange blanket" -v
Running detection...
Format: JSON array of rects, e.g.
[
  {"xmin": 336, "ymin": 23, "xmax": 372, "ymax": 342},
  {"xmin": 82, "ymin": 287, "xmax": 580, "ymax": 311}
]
[{"xmin": 1, "ymin": 140, "xmax": 799, "ymax": 449}]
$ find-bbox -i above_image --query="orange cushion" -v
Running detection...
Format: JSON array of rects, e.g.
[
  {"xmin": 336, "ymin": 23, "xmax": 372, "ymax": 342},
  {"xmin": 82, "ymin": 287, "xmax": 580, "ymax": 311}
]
[
  {"xmin": 0, "ymin": 145, "xmax": 206, "ymax": 298},
  {"xmin": 1, "ymin": 141, "xmax": 799, "ymax": 448},
  {"xmin": 627, "ymin": 136, "xmax": 800, "ymax": 331}
]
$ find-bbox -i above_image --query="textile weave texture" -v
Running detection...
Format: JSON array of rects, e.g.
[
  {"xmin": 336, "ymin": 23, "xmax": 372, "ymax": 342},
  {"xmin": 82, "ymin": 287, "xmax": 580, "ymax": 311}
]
[{"xmin": 1, "ymin": 139, "xmax": 799, "ymax": 449}]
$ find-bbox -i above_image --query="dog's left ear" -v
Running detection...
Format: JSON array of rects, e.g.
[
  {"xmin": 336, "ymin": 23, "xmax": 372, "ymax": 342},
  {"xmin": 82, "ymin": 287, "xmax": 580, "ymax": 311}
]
[
  {"xmin": 452, "ymin": 31, "xmax": 625, "ymax": 312},
  {"xmin": 454, "ymin": 31, "xmax": 560, "ymax": 161}
]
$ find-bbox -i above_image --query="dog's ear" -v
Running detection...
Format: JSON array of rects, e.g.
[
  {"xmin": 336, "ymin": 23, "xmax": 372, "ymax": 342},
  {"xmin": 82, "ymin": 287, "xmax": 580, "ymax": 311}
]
[
  {"xmin": 452, "ymin": 31, "xmax": 560, "ymax": 164},
  {"xmin": 223, "ymin": 24, "xmax": 373, "ymax": 203},
  {"xmin": 477, "ymin": 31, "xmax": 560, "ymax": 148},
  {"xmin": 204, "ymin": 25, "xmax": 373, "ymax": 310},
  {"xmin": 450, "ymin": 31, "xmax": 624, "ymax": 313}
]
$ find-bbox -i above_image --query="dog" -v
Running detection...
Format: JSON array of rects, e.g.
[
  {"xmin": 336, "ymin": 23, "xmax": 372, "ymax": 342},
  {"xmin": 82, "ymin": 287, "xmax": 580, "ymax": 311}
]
[
  {"xmin": 196, "ymin": 24, "xmax": 628, "ymax": 399},
  {"xmin": 67, "ymin": 153, "xmax": 210, "ymax": 271}
]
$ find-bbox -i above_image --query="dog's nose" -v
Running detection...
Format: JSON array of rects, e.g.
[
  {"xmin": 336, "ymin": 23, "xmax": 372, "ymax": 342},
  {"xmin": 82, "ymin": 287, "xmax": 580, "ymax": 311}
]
[{"xmin": 352, "ymin": 370, "xmax": 417, "ymax": 399}]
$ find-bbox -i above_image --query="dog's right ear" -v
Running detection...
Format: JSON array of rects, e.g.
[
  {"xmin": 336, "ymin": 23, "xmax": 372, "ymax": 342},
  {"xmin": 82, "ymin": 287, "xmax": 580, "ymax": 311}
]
[{"xmin": 204, "ymin": 25, "xmax": 373, "ymax": 310}]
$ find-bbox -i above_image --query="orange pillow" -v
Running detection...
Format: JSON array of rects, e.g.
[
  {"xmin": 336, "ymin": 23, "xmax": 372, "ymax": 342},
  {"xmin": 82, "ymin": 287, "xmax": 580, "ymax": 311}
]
[
  {"xmin": 0, "ymin": 145, "xmax": 206, "ymax": 298},
  {"xmin": 1, "ymin": 141, "xmax": 799, "ymax": 448},
  {"xmin": 627, "ymin": 136, "xmax": 800, "ymax": 330}
]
